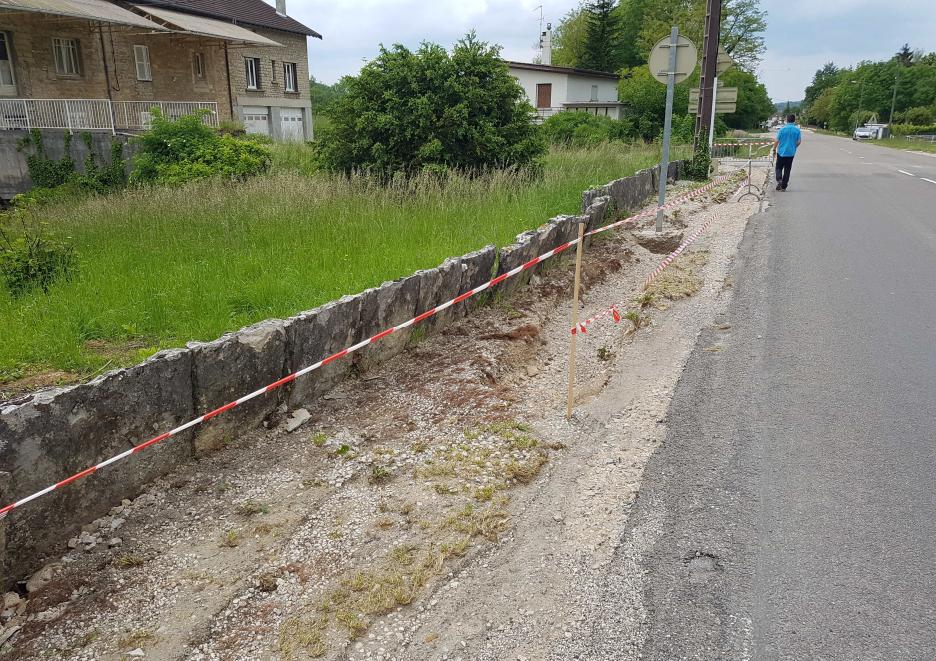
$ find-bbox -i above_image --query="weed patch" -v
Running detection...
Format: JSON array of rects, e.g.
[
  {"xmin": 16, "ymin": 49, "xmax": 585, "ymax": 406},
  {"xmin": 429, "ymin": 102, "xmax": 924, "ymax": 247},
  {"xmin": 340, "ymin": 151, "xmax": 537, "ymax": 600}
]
[{"xmin": 646, "ymin": 251, "xmax": 707, "ymax": 300}]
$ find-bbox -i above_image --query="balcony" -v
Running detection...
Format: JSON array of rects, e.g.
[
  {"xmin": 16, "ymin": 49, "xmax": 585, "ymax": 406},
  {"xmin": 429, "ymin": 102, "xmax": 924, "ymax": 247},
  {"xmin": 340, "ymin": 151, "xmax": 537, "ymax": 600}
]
[{"xmin": 0, "ymin": 99, "xmax": 219, "ymax": 133}]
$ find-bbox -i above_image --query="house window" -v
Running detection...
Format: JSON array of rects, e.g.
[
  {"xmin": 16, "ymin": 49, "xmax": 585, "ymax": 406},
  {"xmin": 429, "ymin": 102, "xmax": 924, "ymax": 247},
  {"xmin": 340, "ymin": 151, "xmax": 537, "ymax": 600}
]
[
  {"xmin": 590, "ymin": 84, "xmax": 599, "ymax": 102},
  {"xmin": 283, "ymin": 62, "xmax": 298, "ymax": 92},
  {"xmin": 535, "ymin": 83, "xmax": 552, "ymax": 109},
  {"xmin": 0, "ymin": 32, "xmax": 15, "ymax": 94},
  {"xmin": 52, "ymin": 38, "xmax": 80, "ymax": 76},
  {"xmin": 245, "ymin": 57, "xmax": 261, "ymax": 90},
  {"xmin": 193, "ymin": 51, "xmax": 205, "ymax": 79},
  {"xmin": 134, "ymin": 45, "xmax": 151, "ymax": 81}
]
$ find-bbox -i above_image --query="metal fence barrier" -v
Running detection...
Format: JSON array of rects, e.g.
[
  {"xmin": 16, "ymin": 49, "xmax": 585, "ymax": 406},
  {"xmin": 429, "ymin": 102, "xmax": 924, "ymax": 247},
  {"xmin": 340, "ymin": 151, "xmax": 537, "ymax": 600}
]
[{"xmin": 0, "ymin": 99, "xmax": 219, "ymax": 133}]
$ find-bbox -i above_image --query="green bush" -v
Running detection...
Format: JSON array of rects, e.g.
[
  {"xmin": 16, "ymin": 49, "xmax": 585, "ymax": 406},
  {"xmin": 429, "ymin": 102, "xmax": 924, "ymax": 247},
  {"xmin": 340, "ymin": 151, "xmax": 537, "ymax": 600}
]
[
  {"xmin": 684, "ymin": 134, "xmax": 712, "ymax": 181},
  {"xmin": 890, "ymin": 123, "xmax": 936, "ymax": 137},
  {"xmin": 316, "ymin": 32, "xmax": 545, "ymax": 175},
  {"xmin": 131, "ymin": 110, "xmax": 271, "ymax": 185},
  {"xmin": 540, "ymin": 112, "xmax": 636, "ymax": 146},
  {"xmin": 0, "ymin": 220, "xmax": 76, "ymax": 298},
  {"xmin": 19, "ymin": 130, "xmax": 76, "ymax": 189},
  {"xmin": 900, "ymin": 107, "xmax": 934, "ymax": 125}
]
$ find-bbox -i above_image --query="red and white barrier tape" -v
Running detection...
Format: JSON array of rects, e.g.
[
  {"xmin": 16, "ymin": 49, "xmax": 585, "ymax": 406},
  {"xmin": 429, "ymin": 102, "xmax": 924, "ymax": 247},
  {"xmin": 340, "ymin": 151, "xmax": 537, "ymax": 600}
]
[
  {"xmin": 573, "ymin": 177, "xmax": 750, "ymax": 336},
  {"xmin": 712, "ymin": 141, "xmax": 773, "ymax": 148},
  {"xmin": 0, "ymin": 173, "xmax": 743, "ymax": 520}
]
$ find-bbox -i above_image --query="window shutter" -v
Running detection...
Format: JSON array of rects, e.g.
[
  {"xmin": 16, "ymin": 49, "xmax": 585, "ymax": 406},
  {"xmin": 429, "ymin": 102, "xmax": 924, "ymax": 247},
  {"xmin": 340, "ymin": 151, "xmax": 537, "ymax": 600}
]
[{"xmin": 134, "ymin": 45, "xmax": 151, "ymax": 81}]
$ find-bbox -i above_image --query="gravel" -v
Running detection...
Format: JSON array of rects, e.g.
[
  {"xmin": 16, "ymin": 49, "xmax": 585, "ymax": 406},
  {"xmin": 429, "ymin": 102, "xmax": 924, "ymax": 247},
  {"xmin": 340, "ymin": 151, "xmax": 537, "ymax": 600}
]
[{"xmin": 0, "ymin": 170, "xmax": 763, "ymax": 661}]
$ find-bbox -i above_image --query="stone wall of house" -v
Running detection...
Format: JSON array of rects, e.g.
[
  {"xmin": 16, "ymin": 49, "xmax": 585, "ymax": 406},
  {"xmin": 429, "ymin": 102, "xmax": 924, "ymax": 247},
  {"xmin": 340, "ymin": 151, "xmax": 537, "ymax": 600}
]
[
  {"xmin": 227, "ymin": 29, "xmax": 310, "ymax": 105},
  {"xmin": 0, "ymin": 15, "xmax": 313, "ymax": 128},
  {"xmin": 0, "ymin": 14, "xmax": 110, "ymax": 100}
]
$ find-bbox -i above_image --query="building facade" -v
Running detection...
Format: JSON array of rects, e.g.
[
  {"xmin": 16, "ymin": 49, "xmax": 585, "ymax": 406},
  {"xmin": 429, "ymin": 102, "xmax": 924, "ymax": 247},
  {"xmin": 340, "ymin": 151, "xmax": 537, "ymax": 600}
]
[
  {"xmin": 507, "ymin": 61, "xmax": 624, "ymax": 121},
  {"xmin": 0, "ymin": 0, "xmax": 320, "ymax": 140}
]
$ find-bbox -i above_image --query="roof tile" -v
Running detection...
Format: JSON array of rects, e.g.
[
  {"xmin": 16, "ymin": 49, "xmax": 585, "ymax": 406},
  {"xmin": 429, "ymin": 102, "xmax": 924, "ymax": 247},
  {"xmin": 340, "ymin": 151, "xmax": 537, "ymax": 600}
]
[{"xmin": 134, "ymin": 0, "xmax": 320, "ymax": 38}]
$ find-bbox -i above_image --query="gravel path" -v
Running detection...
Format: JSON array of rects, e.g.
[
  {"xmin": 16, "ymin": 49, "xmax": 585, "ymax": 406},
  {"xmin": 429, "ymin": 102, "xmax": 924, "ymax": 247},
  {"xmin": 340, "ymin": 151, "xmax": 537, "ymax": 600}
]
[{"xmin": 0, "ymin": 169, "xmax": 764, "ymax": 661}]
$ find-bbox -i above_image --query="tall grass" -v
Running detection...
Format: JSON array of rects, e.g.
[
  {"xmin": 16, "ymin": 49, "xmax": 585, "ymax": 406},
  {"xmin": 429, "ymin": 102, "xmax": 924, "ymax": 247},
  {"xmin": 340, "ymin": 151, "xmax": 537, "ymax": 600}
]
[{"xmin": 0, "ymin": 143, "xmax": 680, "ymax": 381}]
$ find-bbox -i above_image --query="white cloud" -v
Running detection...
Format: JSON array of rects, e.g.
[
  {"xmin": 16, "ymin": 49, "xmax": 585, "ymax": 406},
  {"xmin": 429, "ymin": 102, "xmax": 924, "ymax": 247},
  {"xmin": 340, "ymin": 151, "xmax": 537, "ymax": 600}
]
[
  {"xmin": 285, "ymin": 0, "xmax": 579, "ymax": 83},
  {"xmin": 275, "ymin": 0, "xmax": 936, "ymax": 105}
]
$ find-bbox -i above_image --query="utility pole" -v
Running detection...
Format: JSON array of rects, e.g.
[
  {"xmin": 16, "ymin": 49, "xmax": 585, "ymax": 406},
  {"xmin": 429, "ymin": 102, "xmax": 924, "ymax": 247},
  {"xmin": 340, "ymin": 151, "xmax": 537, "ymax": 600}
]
[
  {"xmin": 889, "ymin": 70, "xmax": 899, "ymax": 126},
  {"xmin": 694, "ymin": 0, "xmax": 722, "ymax": 147},
  {"xmin": 854, "ymin": 79, "xmax": 865, "ymax": 131}
]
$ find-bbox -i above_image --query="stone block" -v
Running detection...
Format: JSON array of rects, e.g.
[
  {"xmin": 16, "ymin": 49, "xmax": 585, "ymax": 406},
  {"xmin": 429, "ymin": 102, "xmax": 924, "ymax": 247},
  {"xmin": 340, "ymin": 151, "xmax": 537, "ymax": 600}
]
[
  {"xmin": 0, "ymin": 348, "xmax": 194, "ymax": 587},
  {"xmin": 632, "ymin": 229, "xmax": 685, "ymax": 254},
  {"xmin": 454, "ymin": 246, "xmax": 496, "ymax": 315},
  {"xmin": 188, "ymin": 319, "xmax": 287, "ymax": 454},
  {"xmin": 284, "ymin": 294, "xmax": 363, "ymax": 408}
]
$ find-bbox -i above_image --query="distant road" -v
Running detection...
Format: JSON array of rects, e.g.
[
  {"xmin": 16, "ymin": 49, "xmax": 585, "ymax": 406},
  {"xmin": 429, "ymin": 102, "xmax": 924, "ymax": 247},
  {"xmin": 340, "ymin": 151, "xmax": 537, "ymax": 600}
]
[{"xmin": 621, "ymin": 130, "xmax": 936, "ymax": 659}]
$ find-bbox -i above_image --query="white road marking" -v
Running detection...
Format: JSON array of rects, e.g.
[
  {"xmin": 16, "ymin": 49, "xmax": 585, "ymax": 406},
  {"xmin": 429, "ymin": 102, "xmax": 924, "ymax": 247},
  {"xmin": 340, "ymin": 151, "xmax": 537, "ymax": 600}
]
[
  {"xmin": 859, "ymin": 156, "xmax": 865, "ymax": 159},
  {"xmin": 922, "ymin": 178, "xmax": 936, "ymax": 185},
  {"xmin": 898, "ymin": 170, "xmax": 915, "ymax": 177}
]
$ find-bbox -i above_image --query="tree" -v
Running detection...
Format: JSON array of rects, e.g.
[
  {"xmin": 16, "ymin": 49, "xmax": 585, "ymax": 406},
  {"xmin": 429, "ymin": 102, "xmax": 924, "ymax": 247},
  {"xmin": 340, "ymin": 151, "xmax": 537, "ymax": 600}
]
[
  {"xmin": 316, "ymin": 33, "xmax": 545, "ymax": 174},
  {"xmin": 720, "ymin": 0, "xmax": 767, "ymax": 71},
  {"xmin": 555, "ymin": 0, "xmax": 766, "ymax": 70},
  {"xmin": 581, "ymin": 0, "xmax": 625, "ymax": 72},
  {"xmin": 618, "ymin": 0, "xmax": 651, "ymax": 68},
  {"xmin": 719, "ymin": 69, "xmax": 773, "ymax": 129},
  {"xmin": 552, "ymin": 4, "xmax": 589, "ymax": 68},
  {"xmin": 309, "ymin": 77, "xmax": 347, "ymax": 114},
  {"xmin": 808, "ymin": 88, "xmax": 836, "ymax": 127},
  {"xmin": 803, "ymin": 62, "xmax": 840, "ymax": 107},
  {"xmin": 896, "ymin": 43, "xmax": 914, "ymax": 67},
  {"xmin": 618, "ymin": 66, "xmax": 693, "ymax": 140},
  {"xmin": 638, "ymin": 0, "xmax": 766, "ymax": 70}
]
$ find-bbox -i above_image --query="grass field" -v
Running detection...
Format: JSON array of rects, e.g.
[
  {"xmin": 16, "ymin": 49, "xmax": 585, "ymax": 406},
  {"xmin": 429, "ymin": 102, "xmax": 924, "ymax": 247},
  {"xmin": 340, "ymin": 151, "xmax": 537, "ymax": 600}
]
[
  {"xmin": 1, "ymin": 142, "xmax": 685, "ymax": 386},
  {"xmin": 872, "ymin": 136, "xmax": 936, "ymax": 154}
]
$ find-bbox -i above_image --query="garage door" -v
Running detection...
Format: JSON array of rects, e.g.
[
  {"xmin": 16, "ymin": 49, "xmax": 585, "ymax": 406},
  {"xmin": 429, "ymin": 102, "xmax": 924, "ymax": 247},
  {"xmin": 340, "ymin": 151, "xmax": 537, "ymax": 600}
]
[
  {"xmin": 280, "ymin": 109, "xmax": 305, "ymax": 141},
  {"xmin": 242, "ymin": 106, "xmax": 269, "ymax": 136}
]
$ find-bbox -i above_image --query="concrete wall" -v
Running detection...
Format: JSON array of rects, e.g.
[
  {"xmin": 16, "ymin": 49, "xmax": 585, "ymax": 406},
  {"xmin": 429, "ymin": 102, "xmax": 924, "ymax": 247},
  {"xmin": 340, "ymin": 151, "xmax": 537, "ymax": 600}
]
[
  {"xmin": 0, "ymin": 129, "xmax": 133, "ymax": 199},
  {"xmin": 0, "ymin": 164, "xmax": 672, "ymax": 586},
  {"xmin": 582, "ymin": 160, "xmax": 687, "ymax": 212}
]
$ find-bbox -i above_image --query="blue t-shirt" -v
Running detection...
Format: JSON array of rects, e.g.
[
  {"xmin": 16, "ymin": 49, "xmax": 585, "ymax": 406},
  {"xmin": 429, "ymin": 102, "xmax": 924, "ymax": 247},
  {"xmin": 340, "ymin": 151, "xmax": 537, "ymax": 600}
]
[{"xmin": 777, "ymin": 123, "xmax": 801, "ymax": 157}]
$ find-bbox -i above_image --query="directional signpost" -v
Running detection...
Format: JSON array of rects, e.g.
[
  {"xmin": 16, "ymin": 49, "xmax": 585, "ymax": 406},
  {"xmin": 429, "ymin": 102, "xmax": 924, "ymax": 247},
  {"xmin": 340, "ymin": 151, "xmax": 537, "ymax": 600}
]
[
  {"xmin": 688, "ymin": 84, "xmax": 738, "ymax": 114},
  {"xmin": 648, "ymin": 29, "xmax": 697, "ymax": 232},
  {"xmin": 706, "ymin": 45, "xmax": 736, "ymax": 147}
]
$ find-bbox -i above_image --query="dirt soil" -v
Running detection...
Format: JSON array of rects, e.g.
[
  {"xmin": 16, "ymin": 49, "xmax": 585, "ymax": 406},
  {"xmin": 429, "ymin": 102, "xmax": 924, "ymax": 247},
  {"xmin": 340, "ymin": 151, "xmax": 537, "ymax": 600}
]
[{"xmin": 0, "ymin": 169, "xmax": 764, "ymax": 661}]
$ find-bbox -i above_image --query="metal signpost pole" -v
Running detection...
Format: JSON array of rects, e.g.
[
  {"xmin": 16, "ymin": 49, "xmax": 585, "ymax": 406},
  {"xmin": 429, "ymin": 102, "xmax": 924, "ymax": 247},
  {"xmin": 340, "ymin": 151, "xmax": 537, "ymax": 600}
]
[
  {"xmin": 656, "ymin": 27, "xmax": 679, "ymax": 233},
  {"xmin": 708, "ymin": 75, "xmax": 718, "ymax": 150}
]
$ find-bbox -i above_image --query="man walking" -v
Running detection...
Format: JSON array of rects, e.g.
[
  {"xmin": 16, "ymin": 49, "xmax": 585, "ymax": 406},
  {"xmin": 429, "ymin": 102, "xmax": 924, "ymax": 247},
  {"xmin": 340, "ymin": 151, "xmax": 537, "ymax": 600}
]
[{"xmin": 774, "ymin": 114, "xmax": 802, "ymax": 191}]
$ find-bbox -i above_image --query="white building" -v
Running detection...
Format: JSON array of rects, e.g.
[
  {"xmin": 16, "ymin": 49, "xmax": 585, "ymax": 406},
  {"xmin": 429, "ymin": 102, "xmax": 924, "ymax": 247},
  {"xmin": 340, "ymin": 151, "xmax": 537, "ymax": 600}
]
[
  {"xmin": 505, "ymin": 24, "xmax": 625, "ymax": 121},
  {"xmin": 507, "ymin": 61, "xmax": 624, "ymax": 121}
]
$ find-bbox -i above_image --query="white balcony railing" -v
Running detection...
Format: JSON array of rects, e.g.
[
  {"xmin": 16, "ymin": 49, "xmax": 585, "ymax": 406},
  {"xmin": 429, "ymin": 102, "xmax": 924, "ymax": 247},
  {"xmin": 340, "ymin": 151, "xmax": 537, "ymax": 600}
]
[
  {"xmin": 114, "ymin": 101, "xmax": 219, "ymax": 130},
  {"xmin": 0, "ymin": 99, "xmax": 219, "ymax": 132},
  {"xmin": 534, "ymin": 107, "xmax": 564, "ymax": 122}
]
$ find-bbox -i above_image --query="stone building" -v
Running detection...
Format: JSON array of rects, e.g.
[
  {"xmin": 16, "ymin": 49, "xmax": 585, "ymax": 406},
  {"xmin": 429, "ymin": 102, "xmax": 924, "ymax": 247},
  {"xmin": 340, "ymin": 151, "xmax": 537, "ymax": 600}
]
[{"xmin": 0, "ymin": 0, "xmax": 320, "ymax": 140}]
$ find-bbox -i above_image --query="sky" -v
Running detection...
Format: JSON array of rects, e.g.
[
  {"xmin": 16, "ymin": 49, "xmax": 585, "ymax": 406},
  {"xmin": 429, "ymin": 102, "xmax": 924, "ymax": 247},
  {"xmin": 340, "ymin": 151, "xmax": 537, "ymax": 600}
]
[{"xmin": 275, "ymin": 0, "xmax": 936, "ymax": 103}]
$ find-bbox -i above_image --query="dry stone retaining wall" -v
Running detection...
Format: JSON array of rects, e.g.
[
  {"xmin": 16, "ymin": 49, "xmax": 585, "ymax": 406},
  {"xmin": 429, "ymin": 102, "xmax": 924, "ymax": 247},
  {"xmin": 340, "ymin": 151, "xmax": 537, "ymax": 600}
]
[{"xmin": 0, "ymin": 162, "xmax": 682, "ymax": 586}]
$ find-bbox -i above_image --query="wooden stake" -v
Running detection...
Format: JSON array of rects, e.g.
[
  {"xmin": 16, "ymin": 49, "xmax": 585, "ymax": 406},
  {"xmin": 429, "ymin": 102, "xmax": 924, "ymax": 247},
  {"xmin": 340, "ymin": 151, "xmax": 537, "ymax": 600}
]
[{"xmin": 567, "ymin": 222, "xmax": 587, "ymax": 419}]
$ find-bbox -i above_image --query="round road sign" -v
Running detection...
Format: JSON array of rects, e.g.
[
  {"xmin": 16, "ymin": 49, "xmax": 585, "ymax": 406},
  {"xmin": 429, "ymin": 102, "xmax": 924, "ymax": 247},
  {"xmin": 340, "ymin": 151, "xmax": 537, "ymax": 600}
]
[{"xmin": 647, "ymin": 34, "xmax": 698, "ymax": 85}]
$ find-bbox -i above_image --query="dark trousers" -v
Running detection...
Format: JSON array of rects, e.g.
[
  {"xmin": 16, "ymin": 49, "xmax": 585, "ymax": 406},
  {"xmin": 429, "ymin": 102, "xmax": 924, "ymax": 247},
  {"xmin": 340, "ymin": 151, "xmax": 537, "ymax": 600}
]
[{"xmin": 776, "ymin": 155, "xmax": 794, "ymax": 189}]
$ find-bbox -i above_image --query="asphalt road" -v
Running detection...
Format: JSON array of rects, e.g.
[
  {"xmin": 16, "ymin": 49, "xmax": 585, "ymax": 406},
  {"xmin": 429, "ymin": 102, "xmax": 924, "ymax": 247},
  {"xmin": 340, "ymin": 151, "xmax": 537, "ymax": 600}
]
[{"xmin": 619, "ymin": 133, "xmax": 936, "ymax": 660}]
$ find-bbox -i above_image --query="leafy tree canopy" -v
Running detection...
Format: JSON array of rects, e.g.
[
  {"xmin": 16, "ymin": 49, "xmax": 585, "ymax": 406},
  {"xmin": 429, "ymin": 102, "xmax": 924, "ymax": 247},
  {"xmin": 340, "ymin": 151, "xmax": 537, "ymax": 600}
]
[
  {"xmin": 799, "ymin": 49, "xmax": 936, "ymax": 130},
  {"xmin": 316, "ymin": 33, "xmax": 545, "ymax": 175}
]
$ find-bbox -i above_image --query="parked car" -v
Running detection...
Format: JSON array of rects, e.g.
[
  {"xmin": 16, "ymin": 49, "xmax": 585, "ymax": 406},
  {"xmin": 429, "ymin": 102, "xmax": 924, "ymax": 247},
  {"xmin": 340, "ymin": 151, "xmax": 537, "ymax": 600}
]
[{"xmin": 853, "ymin": 126, "xmax": 874, "ymax": 140}]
